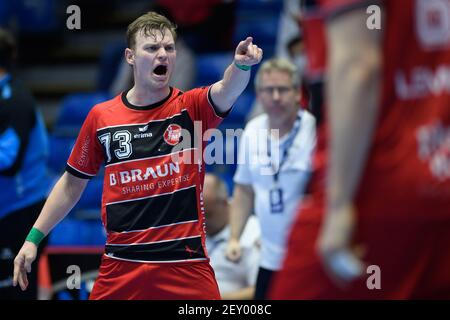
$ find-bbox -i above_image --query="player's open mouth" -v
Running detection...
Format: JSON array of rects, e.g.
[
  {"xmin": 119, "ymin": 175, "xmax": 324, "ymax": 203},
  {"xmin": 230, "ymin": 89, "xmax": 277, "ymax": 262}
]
[{"xmin": 153, "ymin": 65, "xmax": 168, "ymax": 76}]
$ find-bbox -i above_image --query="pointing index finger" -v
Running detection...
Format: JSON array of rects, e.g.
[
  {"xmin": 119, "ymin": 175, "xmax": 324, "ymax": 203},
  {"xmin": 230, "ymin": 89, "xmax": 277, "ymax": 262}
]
[
  {"xmin": 242, "ymin": 37, "xmax": 253, "ymax": 45},
  {"xmin": 238, "ymin": 37, "xmax": 253, "ymax": 51}
]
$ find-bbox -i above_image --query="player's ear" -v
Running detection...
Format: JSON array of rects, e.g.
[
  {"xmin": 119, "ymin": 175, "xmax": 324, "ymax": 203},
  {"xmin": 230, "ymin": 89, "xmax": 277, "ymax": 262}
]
[{"xmin": 125, "ymin": 48, "xmax": 135, "ymax": 66}]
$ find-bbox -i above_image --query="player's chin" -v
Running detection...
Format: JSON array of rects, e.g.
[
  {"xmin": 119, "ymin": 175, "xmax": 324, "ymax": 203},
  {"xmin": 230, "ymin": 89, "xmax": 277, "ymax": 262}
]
[{"xmin": 150, "ymin": 77, "xmax": 169, "ymax": 88}]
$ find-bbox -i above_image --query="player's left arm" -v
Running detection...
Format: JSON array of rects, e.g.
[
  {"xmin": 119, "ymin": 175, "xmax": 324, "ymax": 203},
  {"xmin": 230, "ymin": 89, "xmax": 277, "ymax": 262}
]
[
  {"xmin": 210, "ymin": 37, "xmax": 263, "ymax": 114},
  {"xmin": 318, "ymin": 7, "xmax": 383, "ymax": 285}
]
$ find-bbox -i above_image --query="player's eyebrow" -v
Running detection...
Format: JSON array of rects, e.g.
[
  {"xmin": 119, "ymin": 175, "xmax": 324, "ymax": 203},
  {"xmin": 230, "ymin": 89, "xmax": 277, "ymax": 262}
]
[{"xmin": 143, "ymin": 41, "xmax": 175, "ymax": 47}]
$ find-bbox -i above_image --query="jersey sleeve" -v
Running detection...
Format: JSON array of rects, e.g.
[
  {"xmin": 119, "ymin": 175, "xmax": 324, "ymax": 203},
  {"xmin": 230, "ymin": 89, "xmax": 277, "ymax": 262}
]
[
  {"xmin": 66, "ymin": 108, "xmax": 104, "ymax": 179},
  {"xmin": 182, "ymin": 86, "xmax": 232, "ymax": 132}
]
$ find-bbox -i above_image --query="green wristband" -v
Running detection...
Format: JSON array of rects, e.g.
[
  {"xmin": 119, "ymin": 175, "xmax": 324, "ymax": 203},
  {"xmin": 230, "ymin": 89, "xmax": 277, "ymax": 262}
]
[
  {"xmin": 234, "ymin": 62, "xmax": 251, "ymax": 71},
  {"xmin": 25, "ymin": 227, "xmax": 45, "ymax": 246}
]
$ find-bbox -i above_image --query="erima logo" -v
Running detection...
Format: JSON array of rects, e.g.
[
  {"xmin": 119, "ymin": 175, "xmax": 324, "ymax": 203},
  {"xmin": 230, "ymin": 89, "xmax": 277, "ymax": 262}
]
[
  {"xmin": 134, "ymin": 125, "xmax": 152, "ymax": 139},
  {"xmin": 110, "ymin": 162, "xmax": 180, "ymax": 185}
]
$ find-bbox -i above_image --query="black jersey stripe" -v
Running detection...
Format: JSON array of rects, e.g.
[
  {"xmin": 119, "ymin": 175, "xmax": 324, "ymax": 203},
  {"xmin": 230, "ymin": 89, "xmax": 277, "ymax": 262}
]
[
  {"xmin": 104, "ymin": 147, "xmax": 197, "ymax": 168},
  {"xmin": 121, "ymin": 87, "xmax": 173, "ymax": 111},
  {"xmin": 106, "ymin": 184, "xmax": 196, "ymax": 206},
  {"xmin": 96, "ymin": 109, "xmax": 196, "ymax": 166},
  {"xmin": 65, "ymin": 163, "xmax": 96, "ymax": 179},
  {"xmin": 106, "ymin": 185, "xmax": 198, "ymax": 232},
  {"xmin": 104, "ymin": 235, "xmax": 206, "ymax": 262}
]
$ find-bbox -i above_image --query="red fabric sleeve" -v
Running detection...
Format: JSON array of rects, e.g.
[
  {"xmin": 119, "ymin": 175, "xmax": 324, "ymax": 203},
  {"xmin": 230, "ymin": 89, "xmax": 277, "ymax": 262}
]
[
  {"xmin": 181, "ymin": 85, "xmax": 229, "ymax": 133},
  {"xmin": 66, "ymin": 107, "xmax": 104, "ymax": 179}
]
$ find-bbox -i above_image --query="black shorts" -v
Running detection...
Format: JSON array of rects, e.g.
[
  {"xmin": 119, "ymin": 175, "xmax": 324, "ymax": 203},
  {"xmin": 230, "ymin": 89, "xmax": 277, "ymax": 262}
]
[{"xmin": 254, "ymin": 266, "xmax": 276, "ymax": 300}]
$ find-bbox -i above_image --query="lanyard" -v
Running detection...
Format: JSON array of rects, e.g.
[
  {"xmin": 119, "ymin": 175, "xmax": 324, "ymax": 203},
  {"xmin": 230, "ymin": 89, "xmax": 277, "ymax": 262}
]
[{"xmin": 267, "ymin": 113, "xmax": 302, "ymax": 184}]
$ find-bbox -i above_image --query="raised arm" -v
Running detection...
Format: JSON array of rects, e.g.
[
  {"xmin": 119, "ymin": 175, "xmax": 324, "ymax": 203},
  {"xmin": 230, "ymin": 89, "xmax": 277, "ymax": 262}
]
[
  {"xmin": 13, "ymin": 172, "xmax": 88, "ymax": 290},
  {"xmin": 210, "ymin": 37, "xmax": 263, "ymax": 113}
]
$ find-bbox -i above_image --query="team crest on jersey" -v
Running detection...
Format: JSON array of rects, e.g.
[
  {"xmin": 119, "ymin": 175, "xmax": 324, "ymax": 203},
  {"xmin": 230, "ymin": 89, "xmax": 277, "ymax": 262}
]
[{"xmin": 164, "ymin": 124, "xmax": 182, "ymax": 146}]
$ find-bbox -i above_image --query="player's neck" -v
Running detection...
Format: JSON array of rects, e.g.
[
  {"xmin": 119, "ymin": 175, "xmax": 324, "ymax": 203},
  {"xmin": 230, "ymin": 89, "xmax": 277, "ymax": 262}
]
[{"xmin": 127, "ymin": 85, "xmax": 171, "ymax": 106}]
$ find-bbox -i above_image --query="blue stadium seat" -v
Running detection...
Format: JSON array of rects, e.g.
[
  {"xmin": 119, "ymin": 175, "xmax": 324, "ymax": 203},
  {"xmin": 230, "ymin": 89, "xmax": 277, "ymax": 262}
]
[
  {"xmin": 236, "ymin": 0, "xmax": 283, "ymax": 13},
  {"xmin": 85, "ymin": 219, "xmax": 106, "ymax": 245},
  {"xmin": 47, "ymin": 136, "xmax": 76, "ymax": 174},
  {"xmin": 74, "ymin": 177, "xmax": 103, "ymax": 211},
  {"xmin": 227, "ymin": 91, "xmax": 255, "ymax": 123},
  {"xmin": 0, "ymin": 1, "xmax": 14, "ymax": 27},
  {"xmin": 233, "ymin": 15, "xmax": 279, "ymax": 49},
  {"xmin": 195, "ymin": 53, "xmax": 234, "ymax": 87},
  {"xmin": 15, "ymin": 0, "xmax": 59, "ymax": 33},
  {"xmin": 205, "ymin": 116, "xmax": 243, "ymax": 194},
  {"xmin": 48, "ymin": 218, "xmax": 91, "ymax": 246},
  {"xmin": 48, "ymin": 218, "xmax": 105, "ymax": 246},
  {"xmin": 97, "ymin": 41, "xmax": 126, "ymax": 92},
  {"xmin": 54, "ymin": 91, "xmax": 111, "ymax": 136},
  {"xmin": 221, "ymin": 171, "xmax": 235, "ymax": 197}
]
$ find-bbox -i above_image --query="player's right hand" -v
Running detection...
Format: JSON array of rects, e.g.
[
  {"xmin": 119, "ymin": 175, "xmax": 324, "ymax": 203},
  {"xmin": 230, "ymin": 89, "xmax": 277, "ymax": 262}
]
[
  {"xmin": 13, "ymin": 241, "xmax": 38, "ymax": 291},
  {"xmin": 225, "ymin": 238, "xmax": 242, "ymax": 262},
  {"xmin": 317, "ymin": 203, "xmax": 365, "ymax": 286}
]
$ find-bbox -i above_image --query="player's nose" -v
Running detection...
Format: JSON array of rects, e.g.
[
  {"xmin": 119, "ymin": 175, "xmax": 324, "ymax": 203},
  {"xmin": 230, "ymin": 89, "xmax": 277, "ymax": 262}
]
[{"xmin": 156, "ymin": 47, "xmax": 168, "ymax": 60}]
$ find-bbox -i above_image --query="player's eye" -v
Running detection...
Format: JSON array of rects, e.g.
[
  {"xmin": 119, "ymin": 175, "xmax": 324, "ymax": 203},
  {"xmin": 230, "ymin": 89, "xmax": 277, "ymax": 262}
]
[{"xmin": 165, "ymin": 45, "xmax": 175, "ymax": 52}]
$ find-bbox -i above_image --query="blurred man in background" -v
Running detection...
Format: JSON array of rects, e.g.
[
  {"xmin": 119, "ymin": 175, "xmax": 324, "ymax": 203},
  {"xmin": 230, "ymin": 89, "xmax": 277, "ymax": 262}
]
[
  {"xmin": 272, "ymin": 0, "xmax": 450, "ymax": 299},
  {"xmin": 0, "ymin": 28, "xmax": 50, "ymax": 299},
  {"xmin": 226, "ymin": 58, "xmax": 316, "ymax": 299},
  {"xmin": 204, "ymin": 173, "xmax": 260, "ymax": 300}
]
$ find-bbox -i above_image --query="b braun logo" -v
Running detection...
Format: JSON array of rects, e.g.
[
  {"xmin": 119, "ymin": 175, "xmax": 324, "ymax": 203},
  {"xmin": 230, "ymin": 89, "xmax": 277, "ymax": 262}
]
[{"xmin": 164, "ymin": 124, "xmax": 182, "ymax": 146}]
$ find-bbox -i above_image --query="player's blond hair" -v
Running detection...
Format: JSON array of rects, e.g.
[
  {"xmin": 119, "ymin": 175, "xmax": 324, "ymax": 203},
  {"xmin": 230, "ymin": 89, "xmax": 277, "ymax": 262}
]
[{"xmin": 127, "ymin": 11, "xmax": 177, "ymax": 49}]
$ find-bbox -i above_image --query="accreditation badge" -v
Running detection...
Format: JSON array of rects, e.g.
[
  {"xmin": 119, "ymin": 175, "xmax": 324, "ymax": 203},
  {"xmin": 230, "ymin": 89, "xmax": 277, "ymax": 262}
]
[{"xmin": 269, "ymin": 187, "xmax": 284, "ymax": 214}]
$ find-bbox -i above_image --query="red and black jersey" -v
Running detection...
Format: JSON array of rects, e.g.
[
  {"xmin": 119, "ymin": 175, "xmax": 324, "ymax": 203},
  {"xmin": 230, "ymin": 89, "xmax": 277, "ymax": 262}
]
[{"xmin": 66, "ymin": 86, "xmax": 229, "ymax": 263}]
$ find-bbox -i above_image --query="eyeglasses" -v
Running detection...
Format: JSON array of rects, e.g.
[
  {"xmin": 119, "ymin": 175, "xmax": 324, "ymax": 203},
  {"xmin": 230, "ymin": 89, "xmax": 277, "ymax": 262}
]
[{"xmin": 258, "ymin": 86, "xmax": 294, "ymax": 95}]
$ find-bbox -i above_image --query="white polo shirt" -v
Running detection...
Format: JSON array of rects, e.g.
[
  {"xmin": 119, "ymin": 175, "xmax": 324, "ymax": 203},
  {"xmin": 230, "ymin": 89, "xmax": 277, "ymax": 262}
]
[
  {"xmin": 233, "ymin": 110, "xmax": 316, "ymax": 271},
  {"xmin": 206, "ymin": 216, "xmax": 260, "ymax": 295}
]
